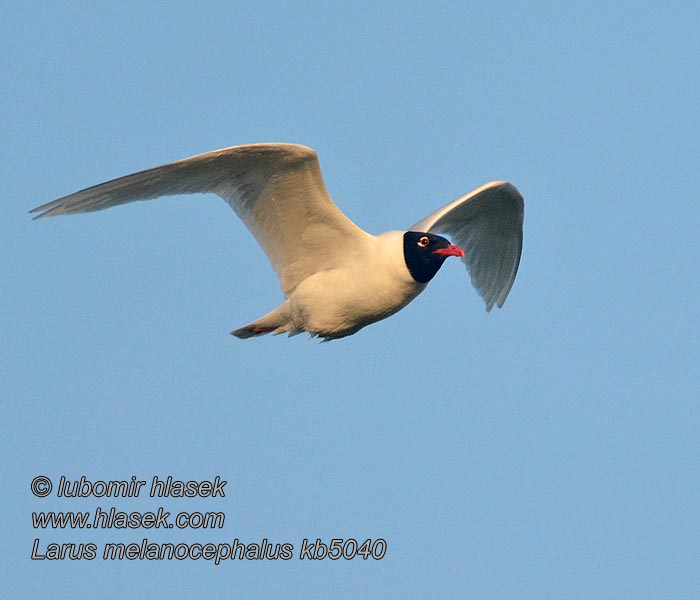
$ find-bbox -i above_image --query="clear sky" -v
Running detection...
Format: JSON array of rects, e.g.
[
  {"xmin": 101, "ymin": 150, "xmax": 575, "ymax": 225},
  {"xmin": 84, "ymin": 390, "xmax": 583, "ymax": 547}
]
[{"xmin": 3, "ymin": 2, "xmax": 699, "ymax": 599}]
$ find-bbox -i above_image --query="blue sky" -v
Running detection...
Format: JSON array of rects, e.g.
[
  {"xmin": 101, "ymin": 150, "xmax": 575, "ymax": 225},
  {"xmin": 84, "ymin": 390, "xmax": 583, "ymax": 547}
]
[{"xmin": 3, "ymin": 2, "xmax": 699, "ymax": 598}]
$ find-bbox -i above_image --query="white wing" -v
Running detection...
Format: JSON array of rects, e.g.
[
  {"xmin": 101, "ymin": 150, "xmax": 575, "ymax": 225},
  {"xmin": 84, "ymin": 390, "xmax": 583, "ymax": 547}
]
[
  {"xmin": 410, "ymin": 181, "xmax": 524, "ymax": 311},
  {"xmin": 31, "ymin": 143, "xmax": 368, "ymax": 295}
]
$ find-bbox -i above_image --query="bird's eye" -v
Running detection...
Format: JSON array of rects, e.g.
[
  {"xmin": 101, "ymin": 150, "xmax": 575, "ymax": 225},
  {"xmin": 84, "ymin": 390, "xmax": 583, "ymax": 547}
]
[{"xmin": 418, "ymin": 236, "xmax": 430, "ymax": 247}]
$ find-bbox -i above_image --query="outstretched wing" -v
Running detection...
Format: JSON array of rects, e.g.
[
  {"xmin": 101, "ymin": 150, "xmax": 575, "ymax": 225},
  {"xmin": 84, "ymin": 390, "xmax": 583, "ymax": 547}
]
[
  {"xmin": 31, "ymin": 143, "xmax": 368, "ymax": 295},
  {"xmin": 410, "ymin": 181, "xmax": 524, "ymax": 311}
]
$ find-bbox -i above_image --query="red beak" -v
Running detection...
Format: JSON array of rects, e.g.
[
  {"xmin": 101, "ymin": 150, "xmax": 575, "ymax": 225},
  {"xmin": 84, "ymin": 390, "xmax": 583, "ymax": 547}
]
[{"xmin": 433, "ymin": 244, "xmax": 464, "ymax": 258}]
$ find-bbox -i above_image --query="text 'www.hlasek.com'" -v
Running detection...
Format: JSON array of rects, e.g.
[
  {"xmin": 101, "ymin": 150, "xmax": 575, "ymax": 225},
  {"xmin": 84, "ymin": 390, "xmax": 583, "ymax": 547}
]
[{"xmin": 29, "ymin": 475, "xmax": 387, "ymax": 564}]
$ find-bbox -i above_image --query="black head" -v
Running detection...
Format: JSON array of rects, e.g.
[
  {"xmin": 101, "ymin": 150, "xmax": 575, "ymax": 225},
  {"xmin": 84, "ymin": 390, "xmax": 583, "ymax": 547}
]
[{"xmin": 402, "ymin": 231, "xmax": 464, "ymax": 284}]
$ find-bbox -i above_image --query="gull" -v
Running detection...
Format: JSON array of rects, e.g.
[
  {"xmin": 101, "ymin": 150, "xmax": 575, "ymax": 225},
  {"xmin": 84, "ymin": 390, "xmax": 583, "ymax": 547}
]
[{"xmin": 31, "ymin": 143, "xmax": 524, "ymax": 340}]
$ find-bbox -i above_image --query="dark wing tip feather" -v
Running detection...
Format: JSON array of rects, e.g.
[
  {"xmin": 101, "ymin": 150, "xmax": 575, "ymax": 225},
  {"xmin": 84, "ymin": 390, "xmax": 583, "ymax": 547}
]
[{"xmin": 29, "ymin": 200, "xmax": 67, "ymax": 220}]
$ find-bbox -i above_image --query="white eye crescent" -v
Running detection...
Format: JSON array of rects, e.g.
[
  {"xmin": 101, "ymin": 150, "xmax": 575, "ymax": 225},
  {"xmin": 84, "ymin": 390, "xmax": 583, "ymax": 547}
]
[{"xmin": 418, "ymin": 236, "xmax": 430, "ymax": 247}]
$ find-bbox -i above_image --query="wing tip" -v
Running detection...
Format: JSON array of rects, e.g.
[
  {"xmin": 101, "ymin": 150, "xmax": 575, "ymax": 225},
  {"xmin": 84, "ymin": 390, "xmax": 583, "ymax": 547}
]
[
  {"xmin": 29, "ymin": 202, "xmax": 61, "ymax": 220},
  {"xmin": 481, "ymin": 292, "xmax": 508, "ymax": 313}
]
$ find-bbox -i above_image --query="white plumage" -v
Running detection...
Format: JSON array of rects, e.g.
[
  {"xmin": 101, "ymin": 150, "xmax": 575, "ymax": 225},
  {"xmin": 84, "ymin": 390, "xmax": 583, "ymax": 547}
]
[{"xmin": 31, "ymin": 143, "xmax": 524, "ymax": 340}]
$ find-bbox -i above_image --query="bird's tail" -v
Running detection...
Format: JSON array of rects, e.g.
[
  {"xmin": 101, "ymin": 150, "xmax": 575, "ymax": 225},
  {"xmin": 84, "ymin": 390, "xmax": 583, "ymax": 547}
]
[{"xmin": 230, "ymin": 302, "xmax": 298, "ymax": 339}]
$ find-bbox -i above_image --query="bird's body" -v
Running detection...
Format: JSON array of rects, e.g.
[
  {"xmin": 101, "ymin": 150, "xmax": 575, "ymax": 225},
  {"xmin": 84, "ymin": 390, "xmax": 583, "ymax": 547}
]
[
  {"xmin": 31, "ymin": 143, "xmax": 524, "ymax": 340},
  {"xmin": 235, "ymin": 230, "xmax": 425, "ymax": 339}
]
